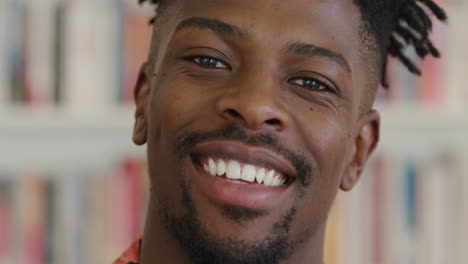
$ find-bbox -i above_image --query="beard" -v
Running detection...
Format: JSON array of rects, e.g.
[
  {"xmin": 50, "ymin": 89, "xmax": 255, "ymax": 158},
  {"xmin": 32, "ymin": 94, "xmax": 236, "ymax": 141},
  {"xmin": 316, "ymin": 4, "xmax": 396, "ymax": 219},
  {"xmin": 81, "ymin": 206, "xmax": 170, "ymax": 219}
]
[
  {"xmin": 153, "ymin": 123, "xmax": 314, "ymax": 264},
  {"xmin": 158, "ymin": 180, "xmax": 298, "ymax": 264}
]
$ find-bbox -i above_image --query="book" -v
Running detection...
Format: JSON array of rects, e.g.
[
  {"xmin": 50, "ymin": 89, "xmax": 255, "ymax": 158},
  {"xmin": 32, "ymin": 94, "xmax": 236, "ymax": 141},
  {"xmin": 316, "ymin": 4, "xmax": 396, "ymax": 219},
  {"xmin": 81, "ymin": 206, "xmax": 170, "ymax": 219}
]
[
  {"xmin": 16, "ymin": 173, "xmax": 48, "ymax": 264},
  {"xmin": 0, "ymin": 0, "xmax": 10, "ymax": 109},
  {"xmin": 0, "ymin": 178, "xmax": 13, "ymax": 263},
  {"xmin": 23, "ymin": 0, "xmax": 56, "ymax": 106},
  {"xmin": 6, "ymin": 0, "xmax": 28, "ymax": 104},
  {"xmin": 121, "ymin": 1, "xmax": 154, "ymax": 104},
  {"xmin": 62, "ymin": 0, "xmax": 121, "ymax": 113},
  {"xmin": 443, "ymin": 1, "xmax": 468, "ymax": 114}
]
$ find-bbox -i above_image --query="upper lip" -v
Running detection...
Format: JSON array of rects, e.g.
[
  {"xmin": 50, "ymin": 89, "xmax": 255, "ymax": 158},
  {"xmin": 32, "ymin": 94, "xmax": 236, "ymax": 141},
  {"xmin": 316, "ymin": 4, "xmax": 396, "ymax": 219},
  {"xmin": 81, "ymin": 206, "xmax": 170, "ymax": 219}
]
[{"xmin": 190, "ymin": 140, "xmax": 297, "ymax": 181}]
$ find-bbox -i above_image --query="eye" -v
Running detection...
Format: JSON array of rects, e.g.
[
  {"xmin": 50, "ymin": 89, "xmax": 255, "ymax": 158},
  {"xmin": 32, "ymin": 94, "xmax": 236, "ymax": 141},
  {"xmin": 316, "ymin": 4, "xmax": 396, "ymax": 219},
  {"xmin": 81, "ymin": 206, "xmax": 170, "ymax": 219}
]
[
  {"xmin": 187, "ymin": 55, "xmax": 229, "ymax": 69},
  {"xmin": 289, "ymin": 77, "xmax": 333, "ymax": 92}
]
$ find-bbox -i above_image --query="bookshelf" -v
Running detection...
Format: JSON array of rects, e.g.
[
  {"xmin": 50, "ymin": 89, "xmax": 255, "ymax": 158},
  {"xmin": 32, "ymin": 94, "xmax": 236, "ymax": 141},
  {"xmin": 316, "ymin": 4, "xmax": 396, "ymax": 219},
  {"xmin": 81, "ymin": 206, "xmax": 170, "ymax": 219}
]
[
  {"xmin": 1, "ymin": 0, "xmax": 467, "ymax": 263},
  {"xmin": 0, "ymin": 106, "xmax": 142, "ymax": 173},
  {"xmin": 376, "ymin": 104, "xmax": 468, "ymax": 153}
]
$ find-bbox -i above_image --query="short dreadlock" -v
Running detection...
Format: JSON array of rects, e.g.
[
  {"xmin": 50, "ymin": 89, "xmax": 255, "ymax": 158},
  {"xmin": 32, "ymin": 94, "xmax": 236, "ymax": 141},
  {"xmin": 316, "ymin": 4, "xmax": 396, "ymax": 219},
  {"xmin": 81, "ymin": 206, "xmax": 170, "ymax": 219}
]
[{"xmin": 138, "ymin": 0, "xmax": 447, "ymax": 88}]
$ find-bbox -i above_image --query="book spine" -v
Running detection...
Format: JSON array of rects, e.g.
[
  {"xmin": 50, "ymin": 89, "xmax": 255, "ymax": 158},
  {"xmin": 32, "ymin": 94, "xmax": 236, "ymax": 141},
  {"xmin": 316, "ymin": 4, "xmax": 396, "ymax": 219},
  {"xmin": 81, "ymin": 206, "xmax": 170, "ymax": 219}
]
[
  {"xmin": 52, "ymin": 0, "xmax": 65, "ymax": 105},
  {"xmin": 462, "ymin": 152, "xmax": 468, "ymax": 264},
  {"xmin": 416, "ymin": 17, "xmax": 446, "ymax": 105},
  {"xmin": 416, "ymin": 155, "xmax": 451, "ymax": 264},
  {"xmin": 44, "ymin": 178, "xmax": 56, "ymax": 264},
  {"xmin": 7, "ymin": 0, "xmax": 27, "ymax": 104},
  {"xmin": 16, "ymin": 175, "xmax": 47, "ymax": 264},
  {"xmin": 62, "ymin": 0, "xmax": 119, "ymax": 113},
  {"xmin": 59, "ymin": 169, "xmax": 89, "ymax": 264},
  {"xmin": 0, "ymin": 178, "xmax": 13, "ymax": 263},
  {"xmin": 121, "ymin": 1, "xmax": 153, "ymax": 104},
  {"xmin": 24, "ymin": 0, "xmax": 56, "ymax": 106},
  {"xmin": 443, "ymin": 1, "xmax": 468, "ymax": 114},
  {"xmin": 0, "ymin": 0, "xmax": 11, "ymax": 109}
]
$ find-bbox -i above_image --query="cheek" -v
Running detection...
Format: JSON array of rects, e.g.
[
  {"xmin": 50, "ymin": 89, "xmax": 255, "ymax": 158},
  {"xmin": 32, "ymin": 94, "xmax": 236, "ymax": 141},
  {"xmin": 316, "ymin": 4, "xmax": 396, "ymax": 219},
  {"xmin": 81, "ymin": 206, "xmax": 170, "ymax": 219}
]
[
  {"xmin": 294, "ymin": 104, "xmax": 351, "ymax": 176},
  {"xmin": 146, "ymin": 73, "xmax": 217, "ymax": 200},
  {"xmin": 145, "ymin": 77, "xmax": 202, "ymax": 199},
  {"xmin": 289, "ymin": 105, "xmax": 351, "ymax": 233},
  {"xmin": 149, "ymin": 75, "xmax": 205, "ymax": 146}
]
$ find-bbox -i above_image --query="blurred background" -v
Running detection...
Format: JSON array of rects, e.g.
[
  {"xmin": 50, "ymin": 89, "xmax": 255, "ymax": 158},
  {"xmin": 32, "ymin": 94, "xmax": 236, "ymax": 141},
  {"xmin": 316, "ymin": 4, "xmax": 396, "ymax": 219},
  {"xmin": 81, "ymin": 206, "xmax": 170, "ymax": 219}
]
[{"xmin": 0, "ymin": 0, "xmax": 466, "ymax": 263}]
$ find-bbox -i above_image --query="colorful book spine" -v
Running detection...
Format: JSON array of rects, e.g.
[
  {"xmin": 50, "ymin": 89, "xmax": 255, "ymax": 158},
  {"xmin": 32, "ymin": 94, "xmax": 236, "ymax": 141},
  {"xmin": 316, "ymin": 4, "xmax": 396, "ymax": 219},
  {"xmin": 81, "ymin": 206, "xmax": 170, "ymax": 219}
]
[
  {"xmin": 62, "ymin": 0, "xmax": 120, "ymax": 113},
  {"xmin": 0, "ymin": 0, "xmax": 10, "ymax": 109},
  {"xmin": 23, "ymin": 0, "xmax": 56, "ymax": 106},
  {"xmin": 0, "ymin": 178, "xmax": 13, "ymax": 263},
  {"xmin": 121, "ymin": 1, "xmax": 153, "ymax": 104}
]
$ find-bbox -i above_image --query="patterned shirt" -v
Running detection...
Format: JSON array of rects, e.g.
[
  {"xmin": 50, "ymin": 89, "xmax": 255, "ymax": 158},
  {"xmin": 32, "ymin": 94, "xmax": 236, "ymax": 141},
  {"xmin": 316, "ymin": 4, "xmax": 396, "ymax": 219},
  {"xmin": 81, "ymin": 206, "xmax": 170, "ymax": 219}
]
[{"xmin": 113, "ymin": 238, "xmax": 142, "ymax": 264}]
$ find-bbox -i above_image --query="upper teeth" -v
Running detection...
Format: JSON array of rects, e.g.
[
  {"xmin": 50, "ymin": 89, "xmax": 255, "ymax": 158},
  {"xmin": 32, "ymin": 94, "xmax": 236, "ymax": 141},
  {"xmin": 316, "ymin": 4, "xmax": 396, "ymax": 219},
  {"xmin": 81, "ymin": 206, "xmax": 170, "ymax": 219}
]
[{"xmin": 202, "ymin": 158, "xmax": 286, "ymax": 187}]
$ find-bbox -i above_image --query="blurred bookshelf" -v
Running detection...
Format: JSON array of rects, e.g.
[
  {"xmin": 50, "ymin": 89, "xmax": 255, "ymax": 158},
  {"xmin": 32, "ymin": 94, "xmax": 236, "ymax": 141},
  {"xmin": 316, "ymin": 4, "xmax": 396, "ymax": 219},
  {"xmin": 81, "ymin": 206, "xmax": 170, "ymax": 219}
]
[
  {"xmin": 0, "ymin": 106, "xmax": 139, "ymax": 173},
  {"xmin": 0, "ymin": 0, "xmax": 467, "ymax": 264}
]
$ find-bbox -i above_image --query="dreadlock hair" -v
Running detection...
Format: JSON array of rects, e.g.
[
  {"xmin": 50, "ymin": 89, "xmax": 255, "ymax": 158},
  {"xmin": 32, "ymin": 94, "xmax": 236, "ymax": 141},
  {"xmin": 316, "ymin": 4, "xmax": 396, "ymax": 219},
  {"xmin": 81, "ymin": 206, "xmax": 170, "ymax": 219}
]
[{"xmin": 138, "ymin": 0, "xmax": 447, "ymax": 88}]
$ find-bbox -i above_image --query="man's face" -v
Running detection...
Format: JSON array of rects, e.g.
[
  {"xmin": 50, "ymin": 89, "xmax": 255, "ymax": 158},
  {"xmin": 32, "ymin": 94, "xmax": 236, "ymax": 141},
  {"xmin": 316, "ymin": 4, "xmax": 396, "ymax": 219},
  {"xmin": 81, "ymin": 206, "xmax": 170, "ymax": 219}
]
[{"xmin": 134, "ymin": 0, "xmax": 379, "ymax": 262}]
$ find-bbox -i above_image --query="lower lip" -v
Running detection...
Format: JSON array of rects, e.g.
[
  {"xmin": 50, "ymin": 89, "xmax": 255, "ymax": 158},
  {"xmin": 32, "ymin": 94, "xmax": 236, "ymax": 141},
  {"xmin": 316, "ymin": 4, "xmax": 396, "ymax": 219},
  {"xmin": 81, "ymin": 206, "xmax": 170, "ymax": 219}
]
[{"xmin": 191, "ymin": 158, "xmax": 291, "ymax": 209}]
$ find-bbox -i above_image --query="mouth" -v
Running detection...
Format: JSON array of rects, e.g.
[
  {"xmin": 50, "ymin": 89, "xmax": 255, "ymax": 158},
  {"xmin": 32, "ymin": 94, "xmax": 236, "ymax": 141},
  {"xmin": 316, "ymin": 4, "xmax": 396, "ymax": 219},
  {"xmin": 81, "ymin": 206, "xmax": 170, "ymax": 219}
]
[
  {"xmin": 192, "ymin": 156, "xmax": 293, "ymax": 186},
  {"xmin": 189, "ymin": 141, "xmax": 297, "ymax": 209}
]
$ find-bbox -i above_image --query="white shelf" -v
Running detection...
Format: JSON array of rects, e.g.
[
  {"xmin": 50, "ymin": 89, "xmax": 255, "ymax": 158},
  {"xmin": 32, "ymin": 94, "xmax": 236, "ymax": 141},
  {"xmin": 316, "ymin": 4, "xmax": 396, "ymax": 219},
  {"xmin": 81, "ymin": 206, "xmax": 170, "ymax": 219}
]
[
  {"xmin": 1, "ymin": 105, "xmax": 467, "ymax": 172},
  {"xmin": 0, "ymin": 106, "xmax": 144, "ymax": 173},
  {"xmin": 376, "ymin": 104, "xmax": 468, "ymax": 154}
]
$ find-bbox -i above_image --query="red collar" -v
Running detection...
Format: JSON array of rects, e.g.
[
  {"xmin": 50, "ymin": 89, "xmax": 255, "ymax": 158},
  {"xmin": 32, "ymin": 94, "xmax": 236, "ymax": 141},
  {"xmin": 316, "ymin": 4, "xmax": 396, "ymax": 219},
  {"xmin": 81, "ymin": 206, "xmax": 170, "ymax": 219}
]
[{"xmin": 113, "ymin": 237, "xmax": 142, "ymax": 264}]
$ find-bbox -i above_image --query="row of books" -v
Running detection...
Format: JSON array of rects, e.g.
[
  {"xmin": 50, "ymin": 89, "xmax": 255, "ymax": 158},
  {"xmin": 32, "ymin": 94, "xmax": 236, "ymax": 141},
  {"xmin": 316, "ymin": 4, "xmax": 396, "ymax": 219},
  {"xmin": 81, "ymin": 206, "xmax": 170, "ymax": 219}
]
[
  {"xmin": 0, "ymin": 157, "xmax": 148, "ymax": 264},
  {"xmin": 1, "ymin": 151, "xmax": 466, "ymax": 264},
  {"xmin": 1, "ymin": 0, "xmax": 467, "ymax": 110},
  {"xmin": 0, "ymin": 0, "xmax": 153, "ymax": 111},
  {"xmin": 325, "ymin": 151, "xmax": 468, "ymax": 264}
]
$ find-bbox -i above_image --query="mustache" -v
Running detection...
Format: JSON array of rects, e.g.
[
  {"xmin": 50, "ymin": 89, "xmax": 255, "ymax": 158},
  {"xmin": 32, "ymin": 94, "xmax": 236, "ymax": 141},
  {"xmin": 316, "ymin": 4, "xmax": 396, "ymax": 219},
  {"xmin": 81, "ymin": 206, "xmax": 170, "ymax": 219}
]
[{"xmin": 175, "ymin": 123, "xmax": 313, "ymax": 187}]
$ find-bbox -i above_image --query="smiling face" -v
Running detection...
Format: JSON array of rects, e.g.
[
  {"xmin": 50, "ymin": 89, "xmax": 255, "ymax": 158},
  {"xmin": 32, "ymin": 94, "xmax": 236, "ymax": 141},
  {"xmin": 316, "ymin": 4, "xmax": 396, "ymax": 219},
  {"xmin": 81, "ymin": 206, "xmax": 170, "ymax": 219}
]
[{"xmin": 133, "ymin": 0, "xmax": 380, "ymax": 263}]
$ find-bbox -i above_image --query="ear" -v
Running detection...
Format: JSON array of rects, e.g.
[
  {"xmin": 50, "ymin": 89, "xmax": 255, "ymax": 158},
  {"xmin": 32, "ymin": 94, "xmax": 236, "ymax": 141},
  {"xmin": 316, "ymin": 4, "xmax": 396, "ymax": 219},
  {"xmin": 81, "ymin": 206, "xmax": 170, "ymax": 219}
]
[
  {"xmin": 340, "ymin": 110, "xmax": 380, "ymax": 191},
  {"xmin": 133, "ymin": 62, "xmax": 152, "ymax": 146}
]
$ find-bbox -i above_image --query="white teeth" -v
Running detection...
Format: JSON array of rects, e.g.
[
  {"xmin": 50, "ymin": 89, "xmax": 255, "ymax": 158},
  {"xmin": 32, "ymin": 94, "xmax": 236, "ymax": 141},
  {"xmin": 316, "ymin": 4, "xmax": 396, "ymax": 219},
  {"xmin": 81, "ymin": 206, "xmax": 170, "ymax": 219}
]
[
  {"xmin": 256, "ymin": 168, "xmax": 266, "ymax": 184},
  {"xmin": 208, "ymin": 158, "xmax": 217, "ymax": 176},
  {"xmin": 270, "ymin": 177, "xmax": 278, "ymax": 186},
  {"xmin": 263, "ymin": 170, "xmax": 275, "ymax": 186},
  {"xmin": 226, "ymin": 160, "xmax": 241, "ymax": 180},
  {"xmin": 241, "ymin": 165, "xmax": 256, "ymax": 182},
  {"xmin": 202, "ymin": 158, "xmax": 286, "ymax": 186},
  {"xmin": 272, "ymin": 174, "xmax": 286, "ymax": 186},
  {"xmin": 216, "ymin": 159, "xmax": 226, "ymax": 176},
  {"xmin": 279, "ymin": 178, "xmax": 286, "ymax": 185},
  {"xmin": 272, "ymin": 175, "xmax": 282, "ymax": 186}
]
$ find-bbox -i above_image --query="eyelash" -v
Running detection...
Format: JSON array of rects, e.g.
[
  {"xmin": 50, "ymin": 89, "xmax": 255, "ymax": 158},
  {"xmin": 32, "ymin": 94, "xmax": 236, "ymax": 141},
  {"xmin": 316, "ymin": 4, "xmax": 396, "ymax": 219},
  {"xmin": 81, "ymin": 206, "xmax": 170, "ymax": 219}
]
[
  {"xmin": 288, "ymin": 77, "xmax": 335, "ymax": 93},
  {"xmin": 184, "ymin": 55, "xmax": 230, "ymax": 70},
  {"xmin": 185, "ymin": 55, "xmax": 335, "ymax": 93}
]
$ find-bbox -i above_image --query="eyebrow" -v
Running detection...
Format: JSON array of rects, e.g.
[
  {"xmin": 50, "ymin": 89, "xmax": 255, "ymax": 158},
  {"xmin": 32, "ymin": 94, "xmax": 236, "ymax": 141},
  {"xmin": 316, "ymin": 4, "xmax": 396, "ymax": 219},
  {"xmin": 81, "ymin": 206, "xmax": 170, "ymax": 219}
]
[
  {"xmin": 175, "ymin": 17, "xmax": 249, "ymax": 40},
  {"xmin": 287, "ymin": 42, "xmax": 352, "ymax": 74},
  {"xmin": 174, "ymin": 17, "xmax": 351, "ymax": 74}
]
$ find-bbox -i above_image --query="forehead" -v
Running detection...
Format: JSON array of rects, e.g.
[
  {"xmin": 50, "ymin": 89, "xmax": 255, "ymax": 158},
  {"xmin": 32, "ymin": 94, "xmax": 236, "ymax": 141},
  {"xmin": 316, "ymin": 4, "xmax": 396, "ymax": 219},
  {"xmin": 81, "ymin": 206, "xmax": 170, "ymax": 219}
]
[
  {"xmin": 174, "ymin": 0, "xmax": 366, "ymax": 62},
  {"xmin": 167, "ymin": 0, "xmax": 373, "ymax": 89}
]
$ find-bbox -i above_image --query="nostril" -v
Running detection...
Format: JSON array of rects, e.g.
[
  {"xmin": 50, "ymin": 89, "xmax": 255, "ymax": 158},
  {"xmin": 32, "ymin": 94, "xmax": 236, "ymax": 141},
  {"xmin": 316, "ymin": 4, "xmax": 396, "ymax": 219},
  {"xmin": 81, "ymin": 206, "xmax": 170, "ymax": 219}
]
[
  {"xmin": 265, "ymin": 118, "xmax": 281, "ymax": 125},
  {"xmin": 225, "ymin": 109, "xmax": 241, "ymax": 118},
  {"xmin": 222, "ymin": 109, "xmax": 283, "ymax": 128}
]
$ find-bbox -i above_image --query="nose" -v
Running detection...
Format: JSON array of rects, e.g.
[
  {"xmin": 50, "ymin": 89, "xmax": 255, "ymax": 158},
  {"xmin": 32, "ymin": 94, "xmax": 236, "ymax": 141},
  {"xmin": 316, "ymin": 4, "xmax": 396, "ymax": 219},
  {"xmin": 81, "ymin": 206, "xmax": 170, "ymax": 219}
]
[{"xmin": 215, "ymin": 70, "xmax": 289, "ymax": 131}]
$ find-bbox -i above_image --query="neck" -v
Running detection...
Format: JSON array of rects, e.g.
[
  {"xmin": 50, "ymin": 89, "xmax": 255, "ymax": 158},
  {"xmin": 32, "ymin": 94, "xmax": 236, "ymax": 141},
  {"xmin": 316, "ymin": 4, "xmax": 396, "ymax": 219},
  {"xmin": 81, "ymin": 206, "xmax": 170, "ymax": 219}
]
[{"xmin": 140, "ymin": 197, "xmax": 327, "ymax": 264}]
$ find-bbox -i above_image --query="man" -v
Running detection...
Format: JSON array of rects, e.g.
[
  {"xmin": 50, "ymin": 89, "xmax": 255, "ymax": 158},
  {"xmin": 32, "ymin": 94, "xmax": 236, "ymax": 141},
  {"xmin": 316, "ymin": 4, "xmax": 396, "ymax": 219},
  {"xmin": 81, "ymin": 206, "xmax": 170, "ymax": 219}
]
[{"xmin": 115, "ymin": 0, "xmax": 446, "ymax": 263}]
